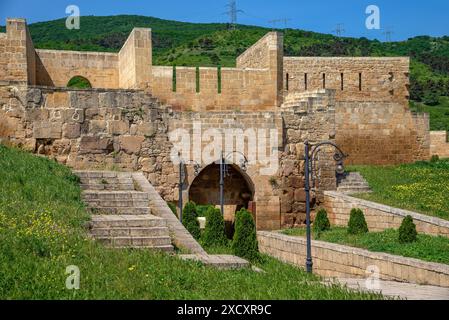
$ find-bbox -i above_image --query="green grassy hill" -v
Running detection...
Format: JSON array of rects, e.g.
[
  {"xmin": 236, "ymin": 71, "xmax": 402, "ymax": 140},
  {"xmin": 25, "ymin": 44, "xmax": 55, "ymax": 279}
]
[
  {"xmin": 1, "ymin": 15, "xmax": 448, "ymax": 129},
  {"xmin": 0, "ymin": 144, "xmax": 381, "ymax": 299}
]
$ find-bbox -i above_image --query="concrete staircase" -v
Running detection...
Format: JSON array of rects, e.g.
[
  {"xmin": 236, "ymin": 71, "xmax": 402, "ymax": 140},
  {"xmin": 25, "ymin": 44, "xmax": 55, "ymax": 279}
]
[
  {"xmin": 76, "ymin": 171, "xmax": 174, "ymax": 252},
  {"xmin": 337, "ymin": 172, "xmax": 372, "ymax": 194}
]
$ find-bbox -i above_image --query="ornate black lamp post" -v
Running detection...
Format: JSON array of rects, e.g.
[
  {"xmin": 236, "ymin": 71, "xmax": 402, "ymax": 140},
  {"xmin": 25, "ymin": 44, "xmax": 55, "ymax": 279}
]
[
  {"xmin": 304, "ymin": 140, "xmax": 347, "ymax": 273},
  {"xmin": 219, "ymin": 151, "xmax": 249, "ymax": 217},
  {"xmin": 178, "ymin": 154, "xmax": 201, "ymax": 223}
]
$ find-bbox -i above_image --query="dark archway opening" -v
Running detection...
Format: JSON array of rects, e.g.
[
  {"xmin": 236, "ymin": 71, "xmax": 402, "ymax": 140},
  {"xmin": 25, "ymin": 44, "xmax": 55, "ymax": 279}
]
[
  {"xmin": 67, "ymin": 76, "xmax": 92, "ymax": 89},
  {"xmin": 189, "ymin": 163, "xmax": 254, "ymax": 238}
]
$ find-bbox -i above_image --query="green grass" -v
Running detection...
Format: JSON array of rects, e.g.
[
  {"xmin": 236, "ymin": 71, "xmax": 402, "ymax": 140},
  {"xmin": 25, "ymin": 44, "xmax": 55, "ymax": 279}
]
[
  {"xmin": 282, "ymin": 227, "xmax": 449, "ymax": 265},
  {"xmin": 348, "ymin": 159, "xmax": 449, "ymax": 221},
  {"xmin": 0, "ymin": 144, "xmax": 381, "ymax": 300}
]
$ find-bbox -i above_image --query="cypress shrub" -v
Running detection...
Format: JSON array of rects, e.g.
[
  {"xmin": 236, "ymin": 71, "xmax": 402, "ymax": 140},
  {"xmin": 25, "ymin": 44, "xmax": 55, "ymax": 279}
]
[
  {"xmin": 313, "ymin": 209, "xmax": 331, "ymax": 234},
  {"xmin": 398, "ymin": 215, "xmax": 418, "ymax": 243},
  {"xmin": 347, "ymin": 208, "xmax": 369, "ymax": 235},
  {"xmin": 202, "ymin": 207, "xmax": 227, "ymax": 247},
  {"xmin": 182, "ymin": 201, "xmax": 201, "ymax": 240},
  {"xmin": 167, "ymin": 202, "xmax": 177, "ymax": 216},
  {"xmin": 232, "ymin": 208, "xmax": 260, "ymax": 262}
]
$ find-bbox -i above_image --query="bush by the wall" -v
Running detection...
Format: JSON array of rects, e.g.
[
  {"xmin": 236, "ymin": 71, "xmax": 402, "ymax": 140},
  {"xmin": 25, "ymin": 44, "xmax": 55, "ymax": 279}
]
[
  {"xmin": 398, "ymin": 215, "xmax": 418, "ymax": 244},
  {"xmin": 232, "ymin": 208, "xmax": 260, "ymax": 262},
  {"xmin": 347, "ymin": 208, "xmax": 369, "ymax": 235},
  {"xmin": 182, "ymin": 201, "xmax": 201, "ymax": 240},
  {"xmin": 202, "ymin": 207, "xmax": 227, "ymax": 247},
  {"xmin": 313, "ymin": 209, "xmax": 331, "ymax": 235},
  {"xmin": 167, "ymin": 202, "xmax": 178, "ymax": 217}
]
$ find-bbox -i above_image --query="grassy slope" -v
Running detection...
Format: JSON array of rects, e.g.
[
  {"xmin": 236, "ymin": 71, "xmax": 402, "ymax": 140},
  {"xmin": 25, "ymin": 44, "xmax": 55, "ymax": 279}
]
[
  {"xmin": 0, "ymin": 144, "xmax": 380, "ymax": 300},
  {"xmin": 349, "ymin": 159, "xmax": 449, "ymax": 221},
  {"xmin": 282, "ymin": 227, "xmax": 449, "ymax": 265}
]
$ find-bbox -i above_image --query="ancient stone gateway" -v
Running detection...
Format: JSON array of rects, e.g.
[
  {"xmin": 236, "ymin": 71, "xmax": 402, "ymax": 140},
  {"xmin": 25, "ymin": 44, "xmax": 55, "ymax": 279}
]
[
  {"xmin": 188, "ymin": 163, "xmax": 255, "ymax": 235},
  {"xmin": 1, "ymin": 18, "xmax": 447, "ymax": 231}
]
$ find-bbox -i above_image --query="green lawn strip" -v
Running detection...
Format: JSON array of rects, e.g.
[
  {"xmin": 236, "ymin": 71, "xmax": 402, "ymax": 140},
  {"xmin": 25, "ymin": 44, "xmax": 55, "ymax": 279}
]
[
  {"xmin": 282, "ymin": 227, "xmax": 449, "ymax": 265},
  {"xmin": 347, "ymin": 159, "xmax": 449, "ymax": 221},
  {"xmin": 0, "ymin": 145, "xmax": 381, "ymax": 300}
]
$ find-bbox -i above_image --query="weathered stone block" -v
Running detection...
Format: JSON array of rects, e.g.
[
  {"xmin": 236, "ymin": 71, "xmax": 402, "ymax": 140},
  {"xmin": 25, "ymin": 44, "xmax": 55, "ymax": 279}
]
[
  {"xmin": 79, "ymin": 136, "xmax": 113, "ymax": 154},
  {"xmin": 119, "ymin": 136, "xmax": 145, "ymax": 154},
  {"xmin": 62, "ymin": 123, "xmax": 81, "ymax": 139},
  {"xmin": 33, "ymin": 121, "xmax": 62, "ymax": 139},
  {"xmin": 109, "ymin": 120, "xmax": 129, "ymax": 135},
  {"xmin": 130, "ymin": 123, "xmax": 156, "ymax": 137}
]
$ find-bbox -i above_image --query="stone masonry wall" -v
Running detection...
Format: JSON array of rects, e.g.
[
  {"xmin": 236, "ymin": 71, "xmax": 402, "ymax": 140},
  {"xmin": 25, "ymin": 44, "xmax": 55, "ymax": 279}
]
[
  {"xmin": 323, "ymin": 191, "xmax": 449, "ymax": 238},
  {"xmin": 283, "ymin": 57, "xmax": 410, "ymax": 105},
  {"xmin": 118, "ymin": 28, "xmax": 152, "ymax": 89},
  {"xmin": 150, "ymin": 32, "xmax": 284, "ymax": 112},
  {"xmin": 0, "ymin": 84, "xmax": 178, "ymax": 200},
  {"xmin": 335, "ymin": 102, "xmax": 430, "ymax": 165},
  {"xmin": 258, "ymin": 231, "xmax": 449, "ymax": 288},
  {"xmin": 0, "ymin": 19, "xmax": 30, "ymax": 84},
  {"xmin": 279, "ymin": 90, "xmax": 338, "ymax": 227},
  {"xmin": 430, "ymin": 131, "xmax": 449, "ymax": 158},
  {"xmin": 168, "ymin": 111, "xmax": 283, "ymax": 230},
  {"xmin": 35, "ymin": 50, "xmax": 119, "ymax": 88}
]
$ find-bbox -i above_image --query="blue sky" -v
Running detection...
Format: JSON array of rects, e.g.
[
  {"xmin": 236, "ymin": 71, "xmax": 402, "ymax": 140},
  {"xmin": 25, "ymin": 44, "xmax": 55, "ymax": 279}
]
[{"xmin": 0, "ymin": 0, "xmax": 448, "ymax": 41}]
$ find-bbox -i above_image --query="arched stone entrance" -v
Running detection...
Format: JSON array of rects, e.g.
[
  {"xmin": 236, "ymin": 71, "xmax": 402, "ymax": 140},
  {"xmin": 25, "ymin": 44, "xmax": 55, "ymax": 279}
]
[{"xmin": 188, "ymin": 163, "xmax": 254, "ymax": 237}]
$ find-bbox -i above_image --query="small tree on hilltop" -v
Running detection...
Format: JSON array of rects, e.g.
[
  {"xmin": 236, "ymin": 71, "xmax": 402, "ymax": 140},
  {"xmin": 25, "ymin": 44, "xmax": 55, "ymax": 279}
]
[
  {"xmin": 202, "ymin": 207, "xmax": 227, "ymax": 247},
  {"xmin": 399, "ymin": 215, "xmax": 418, "ymax": 244},
  {"xmin": 182, "ymin": 201, "xmax": 201, "ymax": 240},
  {"xmin": 313, "ymin": 209, "xmax": 331, "ymax": 236},
  {"xmin": 348, "ymin": 208, "xmax": 369, "ymax": 235},
  {"xmin": 232, "ymin": 208, "xmax": 260, "ymax": 262}
]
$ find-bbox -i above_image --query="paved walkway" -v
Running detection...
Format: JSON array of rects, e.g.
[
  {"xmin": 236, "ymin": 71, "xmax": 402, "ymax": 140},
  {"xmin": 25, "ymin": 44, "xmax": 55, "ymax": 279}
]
[{"xmin": 333, "ymin": 278, "xmax": 449, "ymax": 300}]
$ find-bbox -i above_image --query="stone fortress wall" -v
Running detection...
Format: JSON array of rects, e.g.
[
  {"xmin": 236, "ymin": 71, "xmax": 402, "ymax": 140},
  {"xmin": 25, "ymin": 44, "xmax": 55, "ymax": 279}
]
[{"xmin": 1, "ymin": 18, "xmax": 448, "ymax": 230}]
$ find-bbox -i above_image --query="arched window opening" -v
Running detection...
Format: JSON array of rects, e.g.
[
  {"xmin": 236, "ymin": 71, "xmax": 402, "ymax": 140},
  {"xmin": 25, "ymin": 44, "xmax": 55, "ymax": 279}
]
[{"xmin": 67, "ymin": 76, "xmax": 92, "ymax": 89}]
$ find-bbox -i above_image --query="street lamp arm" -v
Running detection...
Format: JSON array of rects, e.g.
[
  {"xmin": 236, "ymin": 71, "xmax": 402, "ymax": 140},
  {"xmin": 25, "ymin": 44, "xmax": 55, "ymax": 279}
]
[
  {"xmin": 225, "ymin": 151, "xmax": 249, "ymax": 163},
  {"xmin": 309, "ymin": 141, "xmax": 348, "ymax": 161}
]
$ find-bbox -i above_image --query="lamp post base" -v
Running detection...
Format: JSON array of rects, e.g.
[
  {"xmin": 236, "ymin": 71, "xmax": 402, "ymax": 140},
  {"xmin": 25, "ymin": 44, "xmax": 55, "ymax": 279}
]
[{"xmin": 306, "ymin": 259, "xmax": 313, "ymax": 273}]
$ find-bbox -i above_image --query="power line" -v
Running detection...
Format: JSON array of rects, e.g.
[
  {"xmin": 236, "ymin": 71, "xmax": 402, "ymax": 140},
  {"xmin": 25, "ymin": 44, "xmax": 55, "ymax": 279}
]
[
  {"xmin": 224, "ymin": 0, "xmax": 243, "ymax": 30},
  {"xmin": 383, "ymin": 27, "xmax": 395, "ymax": 42},
  {"xmin": 333, "ymin": 23, "xmax": 346, "ymax": 37},
  {"xmin": 268, "ymin": 18, "xmax": 291, "ymax": 29}
]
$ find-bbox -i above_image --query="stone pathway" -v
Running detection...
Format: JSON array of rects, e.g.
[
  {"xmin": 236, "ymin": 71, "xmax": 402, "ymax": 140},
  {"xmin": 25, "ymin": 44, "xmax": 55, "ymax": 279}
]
[
  {"xmin": 76, "ymin": 170, "xmax": 251, "ymax": 270},
  {"xmin": 77, "ymin": 171, "xmax": 174, "ymax": 252},
  {"xmin": 337, "ymin": 172, "xmax": 372, "ymax": 194},
  {"xmin": 332, "ymin": 278, "xmax": 449, "ymax": 300}
]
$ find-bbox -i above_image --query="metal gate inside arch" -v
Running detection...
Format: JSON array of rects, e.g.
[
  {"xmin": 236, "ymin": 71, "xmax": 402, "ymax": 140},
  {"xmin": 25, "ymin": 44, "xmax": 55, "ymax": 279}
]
[{"xmin": 188, "ymin": 163, "xmax": 254, "ymax": 237}]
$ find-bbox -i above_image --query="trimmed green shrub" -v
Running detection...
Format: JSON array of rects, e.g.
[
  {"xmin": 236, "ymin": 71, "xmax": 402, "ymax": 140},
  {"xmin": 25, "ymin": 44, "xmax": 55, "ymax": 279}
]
[
  {"xmin": 232, "ymin": 208, "xmax": 260, "ymax": 262},
  {"xmin": 398, "ymin": 215, "xmax": 418, "ymax": 244},
  {"xmin": 314, "ymin": 209, "xmax": 331, "ymax": 233},
  {"xmin": 431, "ymin": 155, "xmax": 440, "ymax": 163},
  {"xmin": 202, "ymin": 207, "xmax": 227, "ymax": 247},
  {"xmin": 347, "ymin": 208, "xmax": 369, "ymax": 235},
  {"xmin": 167, "ymin": 202, "xmax": 178, "ymax": 216},
  {"xmin": 182, "ymin": 201, "xmax": 201, "ymax": 240}
]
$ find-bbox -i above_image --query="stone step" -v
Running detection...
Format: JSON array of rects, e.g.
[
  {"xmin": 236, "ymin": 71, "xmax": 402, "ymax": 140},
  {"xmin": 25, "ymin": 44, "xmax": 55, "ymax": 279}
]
[
  {"xmin": 80, "ymin": 183, "xmax": 135, "ymax": 191},
  {"xmin": 338, "ymin": 182, "xmax": 370, "ymax": 187},
  {"xmin": 90, "ymin": 215, "xmax": 166, "ymax": 228},
  {"xmin": 337, "ymin": 187, "xmax": 373, "ymax": 194},
  {"xmin": 88, "ymin": 206, "xmax": 152, "ymax": 215},
  {"xmin": 82, "ymin": 191, "xmax": 149, "ymax": 201},
  {"xmin": 75, "ymin": 171, "xmax": 132, "ymax": 179},
  {"xmin": 83, "ymin": 199, "xmax": 150, "ymax": 208},
  {"xmin": 96, "ymin": 236, "xmax": 172, "ymax": 247},
  {"xmin": 91, "ymin": 227, "xmax": 169, "ymax": 238},
  {"xmin": 111, "ymin": 245, "xmax": 175, "ymax": 252}
]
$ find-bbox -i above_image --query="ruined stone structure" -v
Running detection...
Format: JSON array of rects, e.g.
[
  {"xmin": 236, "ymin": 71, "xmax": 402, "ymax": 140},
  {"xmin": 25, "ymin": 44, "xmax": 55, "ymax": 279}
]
[{"xmin": 0, "ymin": 18, "xmax": 446, "ymax": 230}]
